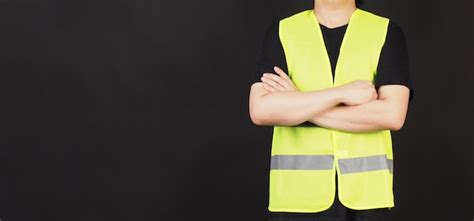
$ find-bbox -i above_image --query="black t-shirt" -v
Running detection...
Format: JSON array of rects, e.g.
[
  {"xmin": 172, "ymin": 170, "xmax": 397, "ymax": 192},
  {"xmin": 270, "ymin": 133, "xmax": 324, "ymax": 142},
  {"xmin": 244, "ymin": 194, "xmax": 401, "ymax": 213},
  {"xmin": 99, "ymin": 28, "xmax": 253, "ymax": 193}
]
[{"xmin": 253, "ymin": 20, "xmax": 415, "ymax": 102}]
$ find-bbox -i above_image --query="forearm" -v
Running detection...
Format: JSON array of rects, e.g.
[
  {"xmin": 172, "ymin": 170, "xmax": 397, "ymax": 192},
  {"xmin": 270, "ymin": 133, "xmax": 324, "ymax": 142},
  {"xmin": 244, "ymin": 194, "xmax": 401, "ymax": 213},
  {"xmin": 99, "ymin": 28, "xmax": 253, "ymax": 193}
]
[
  {"xmin": 308, "ymin": 99, "xmax": 404, "ymax": 132},
  {"xmin": 250, "ymin": 83, "xmax": 344, "ymax": 126}
]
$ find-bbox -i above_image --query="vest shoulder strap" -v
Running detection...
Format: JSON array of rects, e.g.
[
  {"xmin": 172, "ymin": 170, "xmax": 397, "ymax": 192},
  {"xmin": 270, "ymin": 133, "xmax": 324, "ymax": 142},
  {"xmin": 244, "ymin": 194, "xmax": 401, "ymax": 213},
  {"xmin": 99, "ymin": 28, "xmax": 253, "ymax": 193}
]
[
  {"xmin": 278, "ymin": 9, "xmax": 389, "ymax": 46},
  {"xmin": 278, "ymin": 9, "xmax": 390, "ymax": 85}
]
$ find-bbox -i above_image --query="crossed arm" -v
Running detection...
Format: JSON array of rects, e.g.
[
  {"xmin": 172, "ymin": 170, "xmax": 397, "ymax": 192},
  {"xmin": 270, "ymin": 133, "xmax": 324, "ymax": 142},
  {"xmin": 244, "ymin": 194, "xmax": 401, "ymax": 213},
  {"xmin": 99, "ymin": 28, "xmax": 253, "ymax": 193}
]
[
  {"xmin": 306, "ymin": 84, "xmax": 410, "ymax": 132},
  {"xmin": 249, "ymin": 66, "xmax": 410, "ymax": 132}
]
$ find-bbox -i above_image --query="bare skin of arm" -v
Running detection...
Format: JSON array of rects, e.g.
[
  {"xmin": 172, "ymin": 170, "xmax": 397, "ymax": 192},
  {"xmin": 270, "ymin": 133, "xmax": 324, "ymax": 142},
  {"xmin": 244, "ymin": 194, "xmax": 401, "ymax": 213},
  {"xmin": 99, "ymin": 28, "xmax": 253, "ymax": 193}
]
[
  {"xmin": 249, "ymin": 66, "xmax": 377, "ymax": 126},
  {"xmin": 256, "ymin": 66, "xmax": 410, "ymax": 132},
  {"xmin": 307, "ymin": 85, "xmax": 410, "ymax": 132}
]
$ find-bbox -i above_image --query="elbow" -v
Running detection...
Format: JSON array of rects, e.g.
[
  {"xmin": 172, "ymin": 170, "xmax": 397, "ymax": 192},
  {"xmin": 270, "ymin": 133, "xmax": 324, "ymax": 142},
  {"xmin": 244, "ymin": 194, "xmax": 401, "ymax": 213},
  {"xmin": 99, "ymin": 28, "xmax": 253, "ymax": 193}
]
[
  {"xmin": 250, "ymin": 104, "xmax": 293, "ymax": 126},
  {"xmin": 250, "ymin": 112, "xmax": 265, "ymax": 126},
  {"xmin": 386, "ymin": 115, "xmax": 406, "ymax": 131},
  {"xmin": 250, "ymin": 110, "xmax": 273, "ymax": 126},
  {"xmin": 249, "ymin": 83, "xmax": 271, "ymax": 126},
  {"xmin": 251, "ymin": 118, "xmax": 266, "ymax": 126},
  {"xmin": 249, "ymin": 104, "xmax": 268, "ymax": 126},
  {"xmin": 388, "ymin": 121, "xmax": 404, "ymax": 131}
]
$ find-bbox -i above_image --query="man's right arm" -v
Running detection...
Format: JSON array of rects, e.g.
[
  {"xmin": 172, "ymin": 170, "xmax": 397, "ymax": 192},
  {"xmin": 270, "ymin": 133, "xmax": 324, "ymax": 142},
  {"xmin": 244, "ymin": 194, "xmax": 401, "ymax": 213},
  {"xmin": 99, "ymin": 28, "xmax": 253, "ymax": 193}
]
[{"xmin": 249, "ymin": 82, "xmax": 345, "ymax": 126}]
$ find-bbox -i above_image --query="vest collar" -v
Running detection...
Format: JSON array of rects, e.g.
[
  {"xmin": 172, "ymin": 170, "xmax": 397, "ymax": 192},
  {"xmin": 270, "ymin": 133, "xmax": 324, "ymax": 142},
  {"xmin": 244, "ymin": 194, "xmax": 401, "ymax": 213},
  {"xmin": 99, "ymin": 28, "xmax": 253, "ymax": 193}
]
[{"xmin": 309, "ymin": 8, "xmax": 361, "ymax": 86}]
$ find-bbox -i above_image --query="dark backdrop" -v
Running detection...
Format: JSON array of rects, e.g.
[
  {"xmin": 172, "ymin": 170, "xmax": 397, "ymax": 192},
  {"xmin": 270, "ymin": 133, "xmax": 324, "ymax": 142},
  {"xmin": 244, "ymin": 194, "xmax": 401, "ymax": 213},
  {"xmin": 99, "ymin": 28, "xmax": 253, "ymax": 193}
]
[{"xmin": 0, "ymin": 0, "xmax": 472, "ymax": 220}]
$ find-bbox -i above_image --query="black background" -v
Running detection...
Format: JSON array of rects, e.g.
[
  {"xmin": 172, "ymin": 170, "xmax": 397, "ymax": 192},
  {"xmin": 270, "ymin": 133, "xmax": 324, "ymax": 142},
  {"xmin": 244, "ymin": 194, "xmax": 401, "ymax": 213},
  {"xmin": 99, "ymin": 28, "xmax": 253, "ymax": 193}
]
[{"xmin": 0, "ymin": 0, "xmax": 472, "ymax": 220}]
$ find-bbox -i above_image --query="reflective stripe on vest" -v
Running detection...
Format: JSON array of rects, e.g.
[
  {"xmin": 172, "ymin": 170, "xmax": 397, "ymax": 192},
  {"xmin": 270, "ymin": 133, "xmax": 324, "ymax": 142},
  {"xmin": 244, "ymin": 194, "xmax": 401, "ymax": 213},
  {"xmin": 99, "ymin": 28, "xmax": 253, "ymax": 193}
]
[
  {"xmin": 270, "ymin": 154, "xmax": 392, "ymax": 174},
  {"xmin": 338, "ymin": 154, "xmax": 393, "ymax": 174},
  {"xmin": 270, "ymin": 155, "xmax": 334, "ymax": 170}
]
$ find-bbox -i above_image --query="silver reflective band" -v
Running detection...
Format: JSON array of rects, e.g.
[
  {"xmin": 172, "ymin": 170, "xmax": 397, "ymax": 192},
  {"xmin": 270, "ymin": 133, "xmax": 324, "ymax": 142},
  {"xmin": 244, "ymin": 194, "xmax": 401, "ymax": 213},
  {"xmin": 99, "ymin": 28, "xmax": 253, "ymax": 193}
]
[
  {"xmin": 270, "ymin": 155, "xmax": 334, "ymax": 170},
  {"xmin": 338, "ymin": 154, "xmax": 393, "ymax": 174}
]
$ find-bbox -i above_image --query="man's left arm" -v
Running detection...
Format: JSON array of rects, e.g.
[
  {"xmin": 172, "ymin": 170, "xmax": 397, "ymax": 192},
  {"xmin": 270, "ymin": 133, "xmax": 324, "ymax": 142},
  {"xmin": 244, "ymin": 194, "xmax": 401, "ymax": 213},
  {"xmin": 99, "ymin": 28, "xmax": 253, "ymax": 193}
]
[
  {"xmin": 307, "ymin": 84, "xmax": 410, "ymax": 132},
  {"xmin": 308, "ymin": 21, "xmax": 414, "ymax": 132}
]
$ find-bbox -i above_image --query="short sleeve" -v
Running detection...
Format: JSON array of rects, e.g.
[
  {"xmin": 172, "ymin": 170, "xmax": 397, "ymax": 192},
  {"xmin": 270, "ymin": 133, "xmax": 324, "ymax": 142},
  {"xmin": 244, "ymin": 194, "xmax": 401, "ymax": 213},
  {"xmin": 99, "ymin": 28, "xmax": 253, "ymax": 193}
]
[
  {"xmin": 253, "ymin": 22, "xmax": 288, "ymax": 84},
  {"xmin": 374, "ymin": 21, "xmax": 415, "ymax": 102}
]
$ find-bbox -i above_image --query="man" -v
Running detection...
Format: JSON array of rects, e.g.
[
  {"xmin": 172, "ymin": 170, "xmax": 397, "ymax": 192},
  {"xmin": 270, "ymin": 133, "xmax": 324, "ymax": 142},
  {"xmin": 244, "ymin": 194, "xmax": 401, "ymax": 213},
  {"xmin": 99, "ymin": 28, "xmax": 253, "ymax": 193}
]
[{"xmin": 248, "ymin": 0, "xmax": 414, "ymax": 220}]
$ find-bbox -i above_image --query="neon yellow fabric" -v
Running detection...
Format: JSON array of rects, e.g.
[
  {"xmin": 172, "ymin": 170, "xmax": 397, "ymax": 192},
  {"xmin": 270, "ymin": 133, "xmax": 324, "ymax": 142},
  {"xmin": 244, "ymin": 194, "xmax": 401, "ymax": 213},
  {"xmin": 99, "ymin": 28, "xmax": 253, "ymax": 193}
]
[{"xmin": 269, "ymin": 8, "xmax": 393, "ymax": 213}]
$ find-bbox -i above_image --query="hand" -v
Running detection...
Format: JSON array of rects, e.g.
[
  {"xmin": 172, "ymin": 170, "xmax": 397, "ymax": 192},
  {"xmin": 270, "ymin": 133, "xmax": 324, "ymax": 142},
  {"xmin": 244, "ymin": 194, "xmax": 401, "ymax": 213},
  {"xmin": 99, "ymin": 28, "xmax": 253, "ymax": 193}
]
[
  {"xmin": 260, "ymin": 66, "xmax": 299, "ymax": 92},
  {"xmin": 338, "ymin": 80, "xmax": 378, "ymax": 105}
]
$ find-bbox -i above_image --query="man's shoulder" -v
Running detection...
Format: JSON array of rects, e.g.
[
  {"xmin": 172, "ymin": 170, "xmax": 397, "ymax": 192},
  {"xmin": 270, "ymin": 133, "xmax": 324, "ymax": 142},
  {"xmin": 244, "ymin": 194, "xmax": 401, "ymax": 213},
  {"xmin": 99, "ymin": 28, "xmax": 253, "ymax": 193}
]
[
  {"xmin": 262, "ymin": 11, "xmax": 306, "ymax": 44},
  {"xmin": 261, "ymin": 21, "xmax": 280, "ymax": 42},
  {"xmin": 387, "ymin": 20, "xmax": 404, "ymax": 35},
  {"xmin": 385, "ymin": 20, "xmax": 407, "ymax": 45},
  {"xmin": 357, "ymin": 10, "xmax": 405, "ymax": 43}
]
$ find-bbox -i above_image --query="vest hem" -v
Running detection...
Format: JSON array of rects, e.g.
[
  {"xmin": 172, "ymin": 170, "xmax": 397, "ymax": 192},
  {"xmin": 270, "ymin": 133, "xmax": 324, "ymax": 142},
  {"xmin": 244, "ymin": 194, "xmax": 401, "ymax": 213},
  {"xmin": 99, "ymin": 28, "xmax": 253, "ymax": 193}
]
[
  {"xmin": 267, "ymin": 185, "xmax": 336, "ymax": 213},
  {"xmin": 267, "ymin": 206, "xmax": 334, "ymax": 213},
  {"xmin": 337, "ymin": 194, "xmax": 395, "ymax": 210}
]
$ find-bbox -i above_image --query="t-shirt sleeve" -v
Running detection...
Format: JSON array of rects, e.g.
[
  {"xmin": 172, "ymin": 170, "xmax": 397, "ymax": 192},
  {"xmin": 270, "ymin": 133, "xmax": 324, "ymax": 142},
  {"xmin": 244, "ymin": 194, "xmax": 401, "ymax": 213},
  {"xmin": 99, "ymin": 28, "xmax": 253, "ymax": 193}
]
[
  {"xmin": 254, "ymin": 22, "xmax": 318, "ymax": 127},
  {"xmin": 253, "ymin": 22, "xmax": 288, "ymax": 84},
  {"xmin": 374, "ymin": 21, "xmax": 415, "ymax": 102}
]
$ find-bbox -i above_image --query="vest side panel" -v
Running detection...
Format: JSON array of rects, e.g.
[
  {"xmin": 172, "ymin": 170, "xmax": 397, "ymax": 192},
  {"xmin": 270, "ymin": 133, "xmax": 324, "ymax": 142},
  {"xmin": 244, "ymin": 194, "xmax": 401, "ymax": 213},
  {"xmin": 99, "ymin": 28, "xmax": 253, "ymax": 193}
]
[
  {"xmin": 334, "ymin": 9, "xmax": 395, "ymax": 210},
  {"xmin": 268, "ymin": 10, "xmax": 336, "ymax": 213},
  {"xmin": 279, "ymin": 10, "xmax": 333, "ymax": 92}
]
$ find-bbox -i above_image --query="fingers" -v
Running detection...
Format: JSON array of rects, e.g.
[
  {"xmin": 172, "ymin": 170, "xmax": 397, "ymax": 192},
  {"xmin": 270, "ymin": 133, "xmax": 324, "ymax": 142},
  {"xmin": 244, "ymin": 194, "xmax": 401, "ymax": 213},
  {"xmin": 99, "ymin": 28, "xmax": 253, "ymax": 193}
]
[
  {"xmin": 263, "ymin": 73, "xmax": 290, "ymax": 88},
  {"xmin": 273, "ymin": 66, "xmax": 300, "ymax": 92},
  {"xmin": 274, "ymin": 66, "xmax": 290, "ymax": 80},
  {"xmin": 262, "ymin": 82, "xmax": 276, "ymax": 92},
  {"xmin": 258, "ymin": 67, "xmax": 297, "ymax": 92},
  {"xmin": 261, "ymin": 74, "xmax": 286, "ymax": 91}
]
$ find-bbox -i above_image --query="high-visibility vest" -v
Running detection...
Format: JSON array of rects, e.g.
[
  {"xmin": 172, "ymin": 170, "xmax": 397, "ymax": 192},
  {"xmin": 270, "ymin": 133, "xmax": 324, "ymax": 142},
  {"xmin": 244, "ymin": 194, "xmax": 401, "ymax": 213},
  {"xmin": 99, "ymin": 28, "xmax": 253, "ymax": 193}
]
[{"xmin": 269, "ymin": 8, "xmax": 394, "ymax": 212}]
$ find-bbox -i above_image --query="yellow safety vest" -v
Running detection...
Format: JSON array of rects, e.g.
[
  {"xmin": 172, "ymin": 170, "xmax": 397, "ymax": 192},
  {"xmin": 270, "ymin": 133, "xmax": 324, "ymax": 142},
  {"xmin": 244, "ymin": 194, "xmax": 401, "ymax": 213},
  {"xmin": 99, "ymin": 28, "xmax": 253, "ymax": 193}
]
[{"xmin": 269, "ymin": 8, "xmax": 393, "ymax": 213}]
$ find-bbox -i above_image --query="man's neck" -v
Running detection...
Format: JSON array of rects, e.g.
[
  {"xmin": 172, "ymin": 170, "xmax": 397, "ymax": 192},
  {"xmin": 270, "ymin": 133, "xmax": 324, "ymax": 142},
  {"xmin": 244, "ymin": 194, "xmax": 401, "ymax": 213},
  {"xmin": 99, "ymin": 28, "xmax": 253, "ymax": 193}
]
[{"xmin": 313, "ymin": 0, "xmax": 356, "ymax": 28}]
